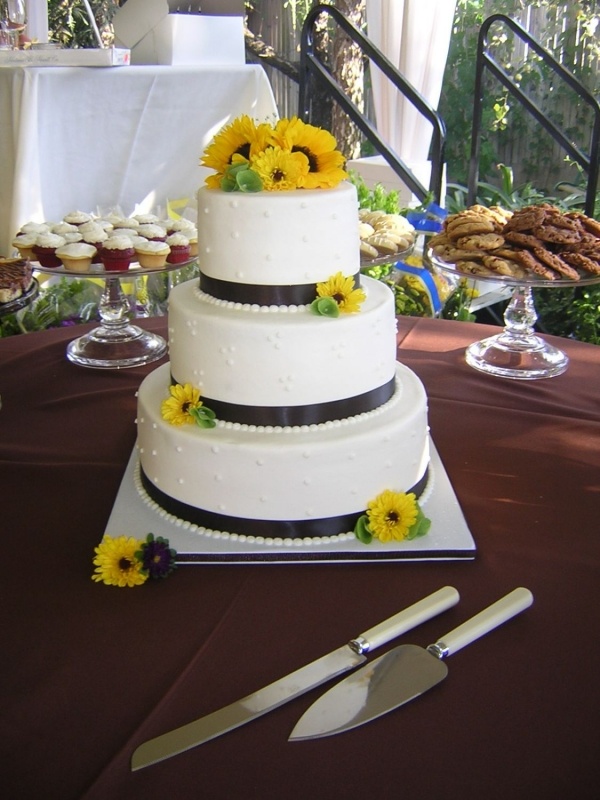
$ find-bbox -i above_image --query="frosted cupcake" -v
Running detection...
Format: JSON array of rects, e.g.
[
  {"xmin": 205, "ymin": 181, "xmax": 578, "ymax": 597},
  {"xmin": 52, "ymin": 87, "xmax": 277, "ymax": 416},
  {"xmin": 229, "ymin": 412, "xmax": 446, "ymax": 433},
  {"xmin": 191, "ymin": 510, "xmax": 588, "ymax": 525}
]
[
  {"xmin": 134, "ymin": 213, "xmax": 161, "ymax": 225},
  {"xmin": 184, "ymin": 227, "xmax": 198, "ymax": 257},
  {"xmin": 19, "ymin": 221, "xmax": 50, "ymax": 236},
  {"xmin": 113, "ymin": 217, "xmax": 140, "ymax": 231},
  {"xmin": 99, "ymin": 235, "xmax": 135, "ymax": 272},
  {"xmin": 137, "ymin": 223, "xmax": 167, "ymax": 242},
  {"xmin": 12, "ymin": 233, "xmax": 37, "ymax": 260},
  {"xmin": 81, "ymin": 227, "xmax": 108, "ymax": 263},
  {"xmin": 56, "ymin": 242, "xmax": 97, "ymax": 273},
  {"xmin": 63, "ymin": 210, "xmax": 92, "ymax": 227},
  {"xmin": 108, "ymin": 227, "xmax": 138, "ymax": 239},
  {"xmin": 52, "ymin": 222, "xmax": 79, "ymax": 237},
  {"xmin": 32, "ymin": 233, "xmax": 67, "ymax": 268},
  {"xmin": 166, "ymin": 232, "xmax": 191, "ymax": 264},
  {"xmin": 134, "ymin": 239, "xmax": 171, "ymax": 269}
]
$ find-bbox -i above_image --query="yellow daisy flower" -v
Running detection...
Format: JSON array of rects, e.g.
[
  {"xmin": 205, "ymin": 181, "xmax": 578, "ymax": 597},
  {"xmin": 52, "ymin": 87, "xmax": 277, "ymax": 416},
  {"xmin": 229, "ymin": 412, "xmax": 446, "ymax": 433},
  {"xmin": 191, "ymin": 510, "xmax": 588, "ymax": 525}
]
[
  {"xmin": 92, "ymin": 535, "xmax": 148, "ymax": 587},
  {"xmin": 366, "ymin": 490, "xmax": 419, "ymax": 542},
  {"xmin": 202, "ymin": 115, "xmax": 272, "ymax": 188},
  {"xmin": 161, "ymin": 383, "xmax": 203, "ymax": 426},
  {"xmin": 316, "ymin": 272, "xmax": 366, "ymax": 313},
  {"xmin": 251, "ymin": 146, "xmax": 309, "ymax": 191},
  {"xmin": 272, "ymin": 116, "xmax": 347, "ymax": 189}
]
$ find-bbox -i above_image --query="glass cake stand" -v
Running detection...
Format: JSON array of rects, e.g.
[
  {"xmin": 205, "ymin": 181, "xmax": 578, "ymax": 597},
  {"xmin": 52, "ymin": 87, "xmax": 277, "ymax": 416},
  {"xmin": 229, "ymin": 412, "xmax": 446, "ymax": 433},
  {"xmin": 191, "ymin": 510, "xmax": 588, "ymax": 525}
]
[
  {"xmin": 426, "ymin": 248, "xmax": 600, "ymax": 380},
  {"xmin": 31, "ymin": 260, "xmax": 196, "ymax": 370},
  {"xmin": 0, "ymin": 278, "xmax": 39, "ymax": 317}
]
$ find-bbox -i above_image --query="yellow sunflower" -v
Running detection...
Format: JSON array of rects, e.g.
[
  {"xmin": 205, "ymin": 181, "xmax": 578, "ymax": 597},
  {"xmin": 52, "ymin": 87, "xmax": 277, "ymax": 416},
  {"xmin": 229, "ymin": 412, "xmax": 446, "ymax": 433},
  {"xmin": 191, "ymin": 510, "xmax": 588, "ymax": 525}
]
[
  {"xmin": 366, "ymin": 490, "xmax": 419, "ymax": 542},
  {"xmin": 316, "ymin": 272, "xmax": 366, "ymax": 313},
  {"xmin": 251, "ymin": 146, "xmax": 309, "ymax": 191},
  {"xmin": 161, "ymin": 383, "xmax": 203, "ymax": 426},
  {"xmin": 92, "ymin": 535, "xmax": 148, "ymax": 587},
  {"xmin": 201, "ymin": 115, "xmax": 272, "ymax": 188},
  {"xmin": 272, "ymin": 117, "xmax": 347, "ymax": 189}
]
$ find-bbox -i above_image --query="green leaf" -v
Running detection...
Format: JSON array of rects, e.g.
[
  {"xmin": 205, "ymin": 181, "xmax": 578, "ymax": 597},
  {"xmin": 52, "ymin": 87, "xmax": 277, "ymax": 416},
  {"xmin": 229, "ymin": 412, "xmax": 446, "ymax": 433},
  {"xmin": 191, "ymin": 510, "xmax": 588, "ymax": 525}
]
[
  {"xmin": 310, "ymin": 297, "xmax": 340, "ymax": 317},
  {"xmin": 354, "ymin": 515, "xmax": 373, "ymax": 544},
  {"xmin": 406, "ymin": 509, "xmax": 432, "ymax": 540},
  {"xmin": 236, "ymin": 169, "xmax": 263, "ymax": 193},
  {"xmin": 220, "ymin": 175, "xmax": 238, "ymax": 192},
  {"xmin": 189, "ymin": 405, "xmax": 217, "ymax": 429}
]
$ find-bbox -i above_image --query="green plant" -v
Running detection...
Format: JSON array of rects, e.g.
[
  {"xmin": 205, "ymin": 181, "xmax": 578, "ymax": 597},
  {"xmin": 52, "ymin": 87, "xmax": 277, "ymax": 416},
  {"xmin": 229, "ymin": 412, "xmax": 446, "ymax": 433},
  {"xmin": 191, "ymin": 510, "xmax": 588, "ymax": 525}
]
[
  {"xmin": 439, "ymin": 1, "xmax": 600, "ymax": 193},
  {"xmin": 47, "ymin": 0, "xmax": 118, "ymax": 48}
]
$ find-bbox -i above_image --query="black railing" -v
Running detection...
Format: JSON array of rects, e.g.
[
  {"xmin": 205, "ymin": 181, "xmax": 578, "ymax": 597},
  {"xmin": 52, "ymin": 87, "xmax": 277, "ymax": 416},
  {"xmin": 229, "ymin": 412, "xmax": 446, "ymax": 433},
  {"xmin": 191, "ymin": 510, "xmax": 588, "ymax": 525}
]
[
  {"xmin": 468, "ymin": 14, "xmax": 600, "ymax": 216},
  {"xmin": 298, "ymin": 3, "xmax": 446, "ymax": 205}
]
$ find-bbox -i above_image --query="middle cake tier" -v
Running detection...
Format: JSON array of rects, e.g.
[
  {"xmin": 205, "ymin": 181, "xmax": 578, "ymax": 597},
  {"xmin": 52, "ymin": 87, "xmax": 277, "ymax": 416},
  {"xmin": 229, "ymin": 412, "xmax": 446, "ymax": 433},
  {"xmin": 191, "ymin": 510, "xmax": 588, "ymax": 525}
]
[{"xmin": 167, "ymin": 275, "xmax": 398, "ymax": 426}]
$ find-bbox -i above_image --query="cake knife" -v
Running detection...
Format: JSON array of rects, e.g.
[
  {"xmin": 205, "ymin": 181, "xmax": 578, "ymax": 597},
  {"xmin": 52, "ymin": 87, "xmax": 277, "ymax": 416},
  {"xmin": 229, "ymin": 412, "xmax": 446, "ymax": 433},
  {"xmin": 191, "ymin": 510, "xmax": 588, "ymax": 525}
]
[
  {"xmin": 288, "ymin": 587, "xmax": 533, "ymax": 740},
  {"xmin": 131, "ymin": 586, "xmax": 459, "ymax": 770}
]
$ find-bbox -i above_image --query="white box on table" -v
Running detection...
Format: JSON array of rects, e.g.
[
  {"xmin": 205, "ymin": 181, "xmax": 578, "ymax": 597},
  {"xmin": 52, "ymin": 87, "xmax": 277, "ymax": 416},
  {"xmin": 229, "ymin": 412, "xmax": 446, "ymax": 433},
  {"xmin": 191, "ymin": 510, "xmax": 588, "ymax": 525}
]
[
  {"xmin": 113, "ymin": 0, "xmax": 245, "ymax": 66},
  {"xmin": 0, "ymin": 47, "xmax": 130, "ymax": 67}
]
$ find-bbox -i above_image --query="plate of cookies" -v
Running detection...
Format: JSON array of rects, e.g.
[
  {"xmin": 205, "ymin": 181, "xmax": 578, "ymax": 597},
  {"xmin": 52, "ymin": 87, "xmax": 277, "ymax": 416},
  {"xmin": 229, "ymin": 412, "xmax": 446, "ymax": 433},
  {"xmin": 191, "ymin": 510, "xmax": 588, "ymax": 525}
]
[
  {"xmin": 426, "ymin": 204, "xmax": 600, "ymax": 287},
  {"xmin": 359, "ymin": 209, "xmax": 417, "ymax": 266}
]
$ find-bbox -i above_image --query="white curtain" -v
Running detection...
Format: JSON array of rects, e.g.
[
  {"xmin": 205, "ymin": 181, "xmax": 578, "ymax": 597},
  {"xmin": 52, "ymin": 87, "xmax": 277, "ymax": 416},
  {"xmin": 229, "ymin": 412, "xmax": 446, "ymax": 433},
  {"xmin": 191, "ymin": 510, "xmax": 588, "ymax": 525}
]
[
  {"xmin": 25, "ymin": 0, "xmax": 49, "ymax": 42},
  {"xmin": 365, "ymin": 0, "xmax": 456, "ymax": 168}
]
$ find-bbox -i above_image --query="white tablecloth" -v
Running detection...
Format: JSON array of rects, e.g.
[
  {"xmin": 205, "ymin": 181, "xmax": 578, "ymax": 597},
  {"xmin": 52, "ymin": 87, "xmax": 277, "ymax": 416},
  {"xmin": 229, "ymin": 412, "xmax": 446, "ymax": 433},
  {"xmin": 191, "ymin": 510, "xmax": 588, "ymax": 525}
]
[{"xmin": 0, "ymin": 64, "xmax": 278, "ymax": 254}]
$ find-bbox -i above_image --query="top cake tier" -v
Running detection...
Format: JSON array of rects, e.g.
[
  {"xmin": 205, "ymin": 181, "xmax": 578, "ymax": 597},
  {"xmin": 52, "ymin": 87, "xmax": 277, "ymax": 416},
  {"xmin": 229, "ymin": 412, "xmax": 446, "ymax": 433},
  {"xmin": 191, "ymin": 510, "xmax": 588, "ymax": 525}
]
[{"xmin": 196, "ymin": 182, "xmax": 360, "ymax": 304}]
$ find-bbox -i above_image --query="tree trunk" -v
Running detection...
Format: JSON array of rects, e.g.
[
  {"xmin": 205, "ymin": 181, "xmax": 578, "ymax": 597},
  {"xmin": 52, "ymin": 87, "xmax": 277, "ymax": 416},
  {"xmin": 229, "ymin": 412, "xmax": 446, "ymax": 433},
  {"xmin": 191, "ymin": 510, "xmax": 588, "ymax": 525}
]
[{"xmin": 331, "ymin": 0, "xmax": 365, "ymax": 159}]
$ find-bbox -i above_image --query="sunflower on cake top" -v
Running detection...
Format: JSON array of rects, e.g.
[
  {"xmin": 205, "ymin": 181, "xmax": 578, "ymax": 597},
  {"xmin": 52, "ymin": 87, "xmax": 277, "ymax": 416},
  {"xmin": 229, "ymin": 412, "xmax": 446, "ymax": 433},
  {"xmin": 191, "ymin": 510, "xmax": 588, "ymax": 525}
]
[{"xmin": 201, "ymin": 115, "xmax": 347, "ymax": 192}]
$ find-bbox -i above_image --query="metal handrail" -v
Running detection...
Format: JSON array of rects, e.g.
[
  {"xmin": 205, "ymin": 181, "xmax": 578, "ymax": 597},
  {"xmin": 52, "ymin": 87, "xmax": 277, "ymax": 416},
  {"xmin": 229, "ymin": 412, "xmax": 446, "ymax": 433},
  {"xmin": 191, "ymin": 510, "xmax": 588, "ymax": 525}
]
[
  {"xmin": 299, "ymin": 3, "xmax": 446, "ymax": 204},
  {"xmin": 468, "ymin": 14, "xmax": 600, "ymax": 216}
]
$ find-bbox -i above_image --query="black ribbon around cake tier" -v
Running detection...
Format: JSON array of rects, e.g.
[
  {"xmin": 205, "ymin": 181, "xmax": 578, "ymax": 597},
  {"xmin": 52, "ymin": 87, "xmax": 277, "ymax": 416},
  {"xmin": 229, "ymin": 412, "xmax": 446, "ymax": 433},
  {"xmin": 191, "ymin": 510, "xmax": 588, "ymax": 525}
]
[
  {"xmin": 199, "ymin": 271, "xmax": 361, "ymax": 306},
  {"xmin": 141, "ymin": 467, "xmax": 429, "ymax": 540},
  {"xmin": 171, "ymin": 375, "xmax": 395, "ymax": 426}
]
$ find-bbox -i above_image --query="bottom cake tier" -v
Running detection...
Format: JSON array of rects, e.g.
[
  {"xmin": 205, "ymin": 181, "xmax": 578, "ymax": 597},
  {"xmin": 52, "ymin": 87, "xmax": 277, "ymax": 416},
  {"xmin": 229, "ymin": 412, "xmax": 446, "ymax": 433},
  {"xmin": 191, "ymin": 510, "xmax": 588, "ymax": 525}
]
[{"xmin": 136, "ymin": 362, "xmax": 429, "ymax": 539}]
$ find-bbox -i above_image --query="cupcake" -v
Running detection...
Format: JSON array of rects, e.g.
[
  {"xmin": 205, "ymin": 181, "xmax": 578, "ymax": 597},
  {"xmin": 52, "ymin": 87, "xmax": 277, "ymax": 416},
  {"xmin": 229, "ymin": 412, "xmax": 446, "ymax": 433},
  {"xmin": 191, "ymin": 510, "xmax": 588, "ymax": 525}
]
[
  {"xmin": 99, "ymin": 235, "xmax": 135, "ymax": 272},
  {"xmin": 184, "ymin": 227, "xmax": 198, "ymax": 257},
  {"xmin": 166, "ymin": 232, "xmax": 191, "ymax": 264},
  {"xmin": 166, "ymin": 218, "xmax": 196, "ymax": 235},
  {"xmin": 12, "ymin": 233, "xmax": 37, "ymax": 260},
  {"xmin": 134, "ymin": 213, "xmax": 160, "ymax": 225},
  {"xmin": 19, "ymin": 221, "xmax": 50, "ymax": 236},
  {"xmin": 63, "ymin": 210, "xmax": 92, "ymax": 227},
  {"xmin": 137, "ymin": 223, "xmax": 167, "ymax": 242},
  {"xmin": 52, "ymin": 222, "xmax": 79, "ymax": 236},
  {"xmin": 134, "ymin": 240, "xmax": 171, "ymax": 269},
  {"xmin": 113, "ymin": 217, "xmax": 140, "ymax": 231},
  {"xmin": 81, "ymin": 228, "xmax": 108, "ymax": 263},
  {"xmin": 62, "ymin": 231, "xmax": 84, "ymax": 244},
  {"xmin": 108, "ymin": 227, "xmax": 138, "ymax": 239},
  {"xmin": 55, "ymin": 242, "xmax": 97, "ymax": 273},
  {"xmin": 32, "ymin": 233, "xmax": 67, "ymax": 268}
]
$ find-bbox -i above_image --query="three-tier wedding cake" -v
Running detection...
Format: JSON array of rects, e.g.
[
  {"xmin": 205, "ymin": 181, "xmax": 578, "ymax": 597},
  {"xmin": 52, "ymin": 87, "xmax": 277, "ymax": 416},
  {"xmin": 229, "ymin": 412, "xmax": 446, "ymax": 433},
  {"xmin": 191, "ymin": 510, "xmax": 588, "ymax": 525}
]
[{"xmin": 135, "ymin": 116, "xmax": 430, "ymax": 545}]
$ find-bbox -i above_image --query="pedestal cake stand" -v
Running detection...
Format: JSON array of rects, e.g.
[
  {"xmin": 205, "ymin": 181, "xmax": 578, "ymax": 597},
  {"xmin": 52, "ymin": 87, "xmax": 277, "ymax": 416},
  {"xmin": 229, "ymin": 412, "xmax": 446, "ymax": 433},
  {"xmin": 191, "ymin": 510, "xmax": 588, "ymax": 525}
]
[
  {"xmin": 427, "ymin": 249, "xmax": 599, "ymax": 380},
  {"xmin": 32, "ymin": 260, "xmax": 196, "ymax": 370}
]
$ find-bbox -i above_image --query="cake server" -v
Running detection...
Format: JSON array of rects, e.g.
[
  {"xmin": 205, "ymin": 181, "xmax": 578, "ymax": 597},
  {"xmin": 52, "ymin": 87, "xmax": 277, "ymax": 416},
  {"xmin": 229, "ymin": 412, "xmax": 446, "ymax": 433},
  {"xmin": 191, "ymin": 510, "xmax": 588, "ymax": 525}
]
[
  {"xmin": 131, "ymin": 586, "xmax": 459, "ymax": 770},
  {"xmin": 289, "ymin": 587, "xmax": 533, "ymax": 741}
]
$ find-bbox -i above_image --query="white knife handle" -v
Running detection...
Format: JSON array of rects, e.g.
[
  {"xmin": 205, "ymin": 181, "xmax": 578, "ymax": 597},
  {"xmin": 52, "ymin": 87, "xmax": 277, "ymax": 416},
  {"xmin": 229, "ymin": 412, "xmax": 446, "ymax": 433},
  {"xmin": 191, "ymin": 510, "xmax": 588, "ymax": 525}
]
[
  {"xmin": 350, "ymin": 586, "xmax": 459, "ymax": 654},
  {"xmin": 432, "ymin": 587, "xmax": 533, "ymax": 658}
]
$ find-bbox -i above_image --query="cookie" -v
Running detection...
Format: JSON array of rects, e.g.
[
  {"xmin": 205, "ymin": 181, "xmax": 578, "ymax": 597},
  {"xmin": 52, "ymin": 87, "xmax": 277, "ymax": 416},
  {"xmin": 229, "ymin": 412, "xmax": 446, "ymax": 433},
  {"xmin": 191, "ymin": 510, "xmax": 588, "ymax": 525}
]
[
  {"xmin": 561, "ymin": 252, "xmax": 600, "ymax": 276},
  {"xmin": 481, "ymin": 255, "xmax": 529, "ymax": 278},
  {"xmin": 533, "ymin": 224, "xmax": 581, "ymax": 246},
  {"xmin": 532, "ymin": 248, "xmax": 580, "ymax": 280},
  {"xmin": 504, "ymin": 230, "xmax": 542, "ymax": 249},
  {"xmin": 456, "ymin": 233, "xmax": 505, "ymax": 251},
  {"xmin": 366, "ymin": 234, "xmax": 399, "ymax": 256},
  {"xmin": 504, "ymin": 205, "xmax": 547, "ymax": 231},
  {"xmin": 360, "ymin": 240, "xmax": 379, "ymax": 260},
  {"xmin": 446, "ymin": 220, "xmax": 496, "ymax": 239},
  {"xmin": 511, "ymin": 249, "xmax": 557, "ymax": 280}
]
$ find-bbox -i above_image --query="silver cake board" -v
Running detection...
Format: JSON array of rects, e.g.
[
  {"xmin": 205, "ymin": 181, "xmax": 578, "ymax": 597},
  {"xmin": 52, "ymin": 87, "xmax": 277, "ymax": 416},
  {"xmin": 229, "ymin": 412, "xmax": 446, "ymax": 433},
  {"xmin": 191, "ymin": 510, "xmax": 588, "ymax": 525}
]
[{"xmin": 104, "ymin": 440, "xmax": 476, "ymax": 564}]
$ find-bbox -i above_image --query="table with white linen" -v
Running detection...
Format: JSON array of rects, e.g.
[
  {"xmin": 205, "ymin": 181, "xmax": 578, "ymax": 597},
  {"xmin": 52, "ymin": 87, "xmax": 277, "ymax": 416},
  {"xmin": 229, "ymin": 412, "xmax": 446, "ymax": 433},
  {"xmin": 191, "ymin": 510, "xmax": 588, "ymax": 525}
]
[{"xmin": 0, "ymin": 63, "xmax": 277, "ymax": 254}]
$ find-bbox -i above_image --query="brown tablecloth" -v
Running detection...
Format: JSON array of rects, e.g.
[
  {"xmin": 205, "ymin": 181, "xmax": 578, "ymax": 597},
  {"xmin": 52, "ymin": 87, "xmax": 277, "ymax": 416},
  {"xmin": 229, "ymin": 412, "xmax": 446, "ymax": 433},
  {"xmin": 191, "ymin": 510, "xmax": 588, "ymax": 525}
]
[{"xmin": 1, "ymin": 316, "xmax": 599, "ymax": 800}]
